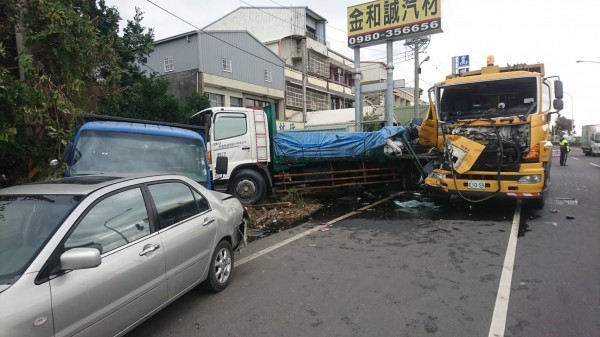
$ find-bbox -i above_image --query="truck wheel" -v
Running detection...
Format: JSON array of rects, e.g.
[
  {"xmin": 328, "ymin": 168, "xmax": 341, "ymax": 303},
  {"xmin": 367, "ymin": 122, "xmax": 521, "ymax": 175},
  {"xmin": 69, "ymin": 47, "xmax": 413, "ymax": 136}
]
[
  {"xmin": 401, "ymin": 164, "xmax": 423, "ymax": 190},
  {"xmin": 229, "ymin": 169, "xmax": 266, "ymax": 205},
  {"xmin": 203, "ymin": 240, "xmax": 233, "ymax": 293},
  {"xmin": 527, "ymin": 197, "xmax": 545, "ymax": 210}
]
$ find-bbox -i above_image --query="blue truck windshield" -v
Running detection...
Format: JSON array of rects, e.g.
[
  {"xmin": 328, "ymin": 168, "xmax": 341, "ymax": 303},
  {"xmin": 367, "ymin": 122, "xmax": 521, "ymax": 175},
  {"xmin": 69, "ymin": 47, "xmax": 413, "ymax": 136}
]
[{"xmin": 69, "ymin": 130, "xmax": 209, "ymax": 183}]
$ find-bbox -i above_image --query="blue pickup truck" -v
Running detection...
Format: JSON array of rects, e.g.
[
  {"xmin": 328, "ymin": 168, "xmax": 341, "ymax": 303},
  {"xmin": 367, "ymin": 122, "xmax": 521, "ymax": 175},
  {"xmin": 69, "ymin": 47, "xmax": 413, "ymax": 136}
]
[{"xmin": 62, "ymin": 115, "xmax": 213, "ymax": 189}]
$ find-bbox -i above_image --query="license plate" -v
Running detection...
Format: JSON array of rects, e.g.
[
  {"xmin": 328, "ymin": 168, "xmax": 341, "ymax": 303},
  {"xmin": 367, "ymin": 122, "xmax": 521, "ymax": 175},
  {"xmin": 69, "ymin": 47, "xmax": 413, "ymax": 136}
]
[{"xmin": 467, "ymin": 181, "xmax": 486, "ymax": 189}]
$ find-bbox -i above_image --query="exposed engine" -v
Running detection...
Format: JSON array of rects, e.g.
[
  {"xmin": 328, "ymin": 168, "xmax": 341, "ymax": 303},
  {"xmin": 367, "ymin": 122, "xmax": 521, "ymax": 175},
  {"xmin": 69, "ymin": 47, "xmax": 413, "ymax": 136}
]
[{"xmin": 444, "ymin": 124, "xmax": 531, "ymax": 171}]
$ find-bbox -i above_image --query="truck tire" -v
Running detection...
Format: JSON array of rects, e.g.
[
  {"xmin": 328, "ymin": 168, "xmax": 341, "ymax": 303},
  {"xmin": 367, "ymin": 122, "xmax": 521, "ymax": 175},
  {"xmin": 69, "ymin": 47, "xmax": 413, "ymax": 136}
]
[
  {"xmin": 229, "ymin": 169, "xmax": 266, "ymax": 205},
  {"xmin": 527, "ymin": 197, "xmax": 545, "ymax": 210},
  {"xmin": 528, "ymin": 162, "xmax": 551, "ymax": 210}
]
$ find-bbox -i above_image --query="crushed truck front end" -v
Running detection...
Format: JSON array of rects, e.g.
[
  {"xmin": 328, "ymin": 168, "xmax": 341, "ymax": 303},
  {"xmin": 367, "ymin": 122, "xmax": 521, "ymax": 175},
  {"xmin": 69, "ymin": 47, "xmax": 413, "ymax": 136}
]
[{"xmin": 422, "ymin": 59, "xmax": 563, "ymax": 208}]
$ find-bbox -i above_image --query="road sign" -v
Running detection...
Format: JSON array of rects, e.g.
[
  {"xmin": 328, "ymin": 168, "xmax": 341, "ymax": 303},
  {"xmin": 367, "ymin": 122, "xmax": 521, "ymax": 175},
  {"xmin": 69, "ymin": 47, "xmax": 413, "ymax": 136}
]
[
  {"xmin": 347, "ymin": 0, "xmax": 443, "ymax": 48},
  {"xmin": 457, "ymin": 55, "xmax": 469, "ymax": 67},
  {"xmin": 452, "ymin": 55, "xmax": 470, "ymax": 75}
]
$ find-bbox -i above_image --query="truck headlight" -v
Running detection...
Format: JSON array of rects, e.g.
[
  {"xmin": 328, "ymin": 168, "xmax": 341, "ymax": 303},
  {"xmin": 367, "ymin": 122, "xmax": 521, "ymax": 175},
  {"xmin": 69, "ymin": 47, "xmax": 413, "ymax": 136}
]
[
  {"xmin": 429, "ymin": 171, "xmax": 447, "ymax": 180},
  {"xmin": 518, "ymin": 175, "xmax": 542, "ymax": 184}
]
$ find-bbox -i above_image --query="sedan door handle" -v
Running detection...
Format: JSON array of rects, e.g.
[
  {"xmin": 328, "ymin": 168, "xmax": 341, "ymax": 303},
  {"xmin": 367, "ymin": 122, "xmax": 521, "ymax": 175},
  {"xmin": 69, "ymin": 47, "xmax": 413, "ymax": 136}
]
[
  {"xmin": 242, "ymin": 146, "xmax": 251, "ymax": 150},
  {"xmin": 203, "ymin": 217, "xmax": 216, "ymax": 226},
  {"xmin": 139, "ymin": 244, "xmax": 160, "ymax": 256}
]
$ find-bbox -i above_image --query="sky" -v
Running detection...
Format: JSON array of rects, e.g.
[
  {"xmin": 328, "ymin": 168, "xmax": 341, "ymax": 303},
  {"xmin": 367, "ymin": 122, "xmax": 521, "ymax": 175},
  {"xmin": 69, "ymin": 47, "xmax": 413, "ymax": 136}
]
[{"xmin": 106, "ymin": 0, "xmax": 600, "ymax": 134}]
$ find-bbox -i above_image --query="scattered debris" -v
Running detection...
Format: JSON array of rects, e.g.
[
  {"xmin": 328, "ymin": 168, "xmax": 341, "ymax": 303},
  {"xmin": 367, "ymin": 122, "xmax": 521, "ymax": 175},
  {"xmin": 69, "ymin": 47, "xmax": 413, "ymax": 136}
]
[
  {"xmin": 545, "ymin": 221, "xmax": 558, "ymax": 227},
  {"xmin": 566, "ymin": 216, "xmax": 575, "ymax": 220},
  {"xmin": 394, "ymin": 200, "xmax": 440, "ymax": 209},
  {"xmin": 550, "ymin": 209, "xmax": 560, "ymax": 213},
  {"xmin": 247, "ymin": 202, "xmax": 292, "ymax": 209}
]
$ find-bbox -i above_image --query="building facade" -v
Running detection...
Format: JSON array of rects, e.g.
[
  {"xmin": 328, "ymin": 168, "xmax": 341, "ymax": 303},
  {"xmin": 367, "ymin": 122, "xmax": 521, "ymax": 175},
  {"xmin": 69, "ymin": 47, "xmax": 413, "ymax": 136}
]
[
  {"xmin": 205, "ymin": 7, "xmax": 355, "ymax": 120},
  {"xmin": 146, "ymin": 30, "xmax": 286, "ymax": 118}
]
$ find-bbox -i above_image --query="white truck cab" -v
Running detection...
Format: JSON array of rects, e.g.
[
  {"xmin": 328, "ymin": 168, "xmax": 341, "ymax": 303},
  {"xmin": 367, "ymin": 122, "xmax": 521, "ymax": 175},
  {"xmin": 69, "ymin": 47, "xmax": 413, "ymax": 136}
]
[{"xmin": 190, "ymin": 107, "xmax": 272, "ymax": 205}]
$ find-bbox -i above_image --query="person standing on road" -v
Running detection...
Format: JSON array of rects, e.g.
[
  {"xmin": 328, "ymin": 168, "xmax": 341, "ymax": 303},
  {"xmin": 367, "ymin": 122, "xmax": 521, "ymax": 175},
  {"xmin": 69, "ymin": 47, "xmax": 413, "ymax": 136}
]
[{"xmin": 559, "ymin": 135, "xmax": 570, "ymax": 166}]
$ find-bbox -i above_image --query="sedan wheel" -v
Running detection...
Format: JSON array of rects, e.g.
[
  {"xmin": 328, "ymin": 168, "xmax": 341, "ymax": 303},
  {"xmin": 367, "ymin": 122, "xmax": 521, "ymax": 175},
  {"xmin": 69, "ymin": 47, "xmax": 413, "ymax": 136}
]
[{"xmin": 204, "ymin": 240, "xmax": 233, "ymax": 292}]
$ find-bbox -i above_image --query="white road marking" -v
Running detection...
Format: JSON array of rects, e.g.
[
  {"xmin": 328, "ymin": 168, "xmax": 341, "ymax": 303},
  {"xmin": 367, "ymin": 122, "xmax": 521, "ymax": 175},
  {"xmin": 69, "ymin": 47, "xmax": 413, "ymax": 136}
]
[
  {"xmin": 237, "ymin": 193, "xmax": 402, "ymax": 266},
  {"xmin": 572, "ymin": 157, "xmax": 579, "ymax": 161},
  {"xmin": 488, "ymin": 200, "xmax": 522, "ymax": 337},
  {"xmin": 591, "ymin": 163, "xmax": 600, "ymax": 168}
]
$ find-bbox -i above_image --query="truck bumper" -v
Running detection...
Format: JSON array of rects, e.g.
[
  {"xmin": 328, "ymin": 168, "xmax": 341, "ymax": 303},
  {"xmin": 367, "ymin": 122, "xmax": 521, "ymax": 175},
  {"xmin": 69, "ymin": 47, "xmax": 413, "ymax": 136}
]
[{"xmin": 424, "ymin": 169, "xmax": 547, "ymax": 200}]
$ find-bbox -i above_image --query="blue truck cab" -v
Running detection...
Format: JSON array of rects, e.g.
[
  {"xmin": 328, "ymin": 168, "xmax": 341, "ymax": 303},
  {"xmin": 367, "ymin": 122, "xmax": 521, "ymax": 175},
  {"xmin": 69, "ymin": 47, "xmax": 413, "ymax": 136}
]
[{"xmin": 63, "ymin": 115, "xmax": 211, "ymax": 189}]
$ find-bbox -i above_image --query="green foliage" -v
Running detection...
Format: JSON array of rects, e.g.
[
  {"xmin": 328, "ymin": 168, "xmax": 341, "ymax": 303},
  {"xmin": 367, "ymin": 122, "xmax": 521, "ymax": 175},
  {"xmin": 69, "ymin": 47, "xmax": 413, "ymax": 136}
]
[
  {"xmin": 99, "ymin": 75, "xmax": 183, "ymax": 122},
  {"xmin": 180, "ymin": 92, "xmax": 211, "ymax": 119},
  {"xmin": 555, "ymin": 115, "xmax": 573, "ymax": 135},
  {"xmin": 281, "ymin": 188, "xmax": 305, "ymax": 207},
  {"xmin": 0, "ymin": 0, "xmax": 177, "ymax": 186},
  {"xmin": 363, "ymin": 111, "xmax": 384, "ymax": 132}
]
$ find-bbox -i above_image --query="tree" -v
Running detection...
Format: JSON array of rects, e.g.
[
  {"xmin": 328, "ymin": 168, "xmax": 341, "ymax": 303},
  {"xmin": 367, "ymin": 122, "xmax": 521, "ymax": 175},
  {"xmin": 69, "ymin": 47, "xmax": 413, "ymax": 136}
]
[
  {"xmin": 554, "ymin": 115, "xmax": 573, "ymax": 136},
  {"xmin": 0, "ymin": 0, "xmax": 175, "ymax": 186},
  {"xmin": 180, "ymin": 92, "xmax": 211, "ymax": 120}
]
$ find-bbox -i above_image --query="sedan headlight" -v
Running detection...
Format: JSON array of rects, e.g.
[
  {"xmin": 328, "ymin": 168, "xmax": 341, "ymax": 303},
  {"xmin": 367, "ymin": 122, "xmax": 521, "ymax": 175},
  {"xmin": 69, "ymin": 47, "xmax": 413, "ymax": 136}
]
[{"xmin": 518, "ymin": 175, "xmax": 542, "ymax": 184}]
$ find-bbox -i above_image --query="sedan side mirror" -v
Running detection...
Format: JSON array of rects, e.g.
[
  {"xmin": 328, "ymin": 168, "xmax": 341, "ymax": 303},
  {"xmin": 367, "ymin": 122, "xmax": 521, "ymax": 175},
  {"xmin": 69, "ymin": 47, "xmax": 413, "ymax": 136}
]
[{"xmin": 60, "ymin": 248, "xmax": 101, "ymax": 271}]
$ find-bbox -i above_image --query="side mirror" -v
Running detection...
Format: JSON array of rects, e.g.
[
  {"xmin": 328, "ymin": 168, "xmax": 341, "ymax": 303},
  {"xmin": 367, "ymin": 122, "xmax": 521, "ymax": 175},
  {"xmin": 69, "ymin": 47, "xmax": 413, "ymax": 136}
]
[
  {"xmin": 553, "ymin": 99, "xmax": 564, "ymax": 111},
  {"xmin": 554, "ymin": 80, "xmax": 563, "ymax": 100},
  {"xmin": 215, "ymin": 156, "xmax": 228, "ymax": 175},
  {"xmin": 61, "ymin": 143, "xmax": 74, "ymax": 162},
  {"xmin": 49, "ymin": 159, "xmax": 60, "ymax": 169},
  {"xmin": 60, "ymin": 248, "xmax": 101, "ymax": 270}
]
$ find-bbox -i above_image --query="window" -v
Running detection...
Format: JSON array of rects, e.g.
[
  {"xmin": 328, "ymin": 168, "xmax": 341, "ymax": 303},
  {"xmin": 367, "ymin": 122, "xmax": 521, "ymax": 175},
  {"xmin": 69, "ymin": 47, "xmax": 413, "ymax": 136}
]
[
  {"xmin": 214, "ymin": 114, "xmax": 247, "ymax": 140},
  {"xmin": 308, "ymin": 54, "xmax": 328, "ymax": 77},
  {"xmin": 192, "ymin": 190, "xmax": 210, "ymax": 213},
  {"xmin": 286, "ymin": 85, "xmax": 304, "ymax": 108},
  {"xmin": 207, "ymin": 93, "xmax": 224, "ymax": 107},
  {"xmin": 230, "ymin": 96, "xmax": 243, "ymax": 107},
  {"xmin": 164, "ymin": 57, "xmax": 174, "ymax": 73},
  {"xmin": 264, "ymin": 69, "xmax": 272, "ymax": 83},
  {"xmin": 148, "ymin": 182, "xmax": 201, "ymax": 229},
  {"xmin": 542, "ymin": 82, "xmax": 552, "ymax": 112},
  {"xmin": 222, "ymin": 58, "xmax": 232, "ymax": 72},
  {"xmin": 65, "ymin": 188, "xmax": 150, "ymax": 254},
  {"xmin": 70, "ymin": 131, "xmax": 209, "ymax": 183},
  {"xmin": 246, "ymin": 98, "xmax": 270, "ymax": 109}
]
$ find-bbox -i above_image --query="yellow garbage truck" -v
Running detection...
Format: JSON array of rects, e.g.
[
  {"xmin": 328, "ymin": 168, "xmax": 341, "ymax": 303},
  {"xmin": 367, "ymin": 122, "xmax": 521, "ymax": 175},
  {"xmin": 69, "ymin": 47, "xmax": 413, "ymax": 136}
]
[{"xmin": 420, "ymin": 56, "xmax": 564, "ymax": 209}]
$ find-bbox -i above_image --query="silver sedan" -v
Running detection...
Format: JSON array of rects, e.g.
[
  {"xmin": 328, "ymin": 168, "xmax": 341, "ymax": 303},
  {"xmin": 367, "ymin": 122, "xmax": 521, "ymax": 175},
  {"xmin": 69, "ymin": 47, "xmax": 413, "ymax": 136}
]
[{"xmin": 0, "ymin": 174, "xmax": 246, "ymax": 337}]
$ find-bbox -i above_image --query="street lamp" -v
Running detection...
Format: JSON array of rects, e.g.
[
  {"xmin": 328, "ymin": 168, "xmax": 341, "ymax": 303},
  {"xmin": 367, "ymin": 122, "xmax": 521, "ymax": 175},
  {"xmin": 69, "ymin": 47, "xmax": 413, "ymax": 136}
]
[
  {"xmin": 576, "ymin": 60, "xmax": 600, "ymax": 64},
  {"xmin": 563, "ymin": 91, "xmax": 574, "ymax": 134}
]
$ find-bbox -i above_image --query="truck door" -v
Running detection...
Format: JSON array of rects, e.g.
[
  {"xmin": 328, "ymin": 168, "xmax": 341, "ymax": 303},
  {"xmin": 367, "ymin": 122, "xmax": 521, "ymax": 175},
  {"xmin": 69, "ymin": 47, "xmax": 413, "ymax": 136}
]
[
  {"xmin": 211, "ymin": 112, "xmax": 253, "ymax": 179},
  {"xmin": 419, "ymin": 92, "xmax": 442, "ymax": 149}
]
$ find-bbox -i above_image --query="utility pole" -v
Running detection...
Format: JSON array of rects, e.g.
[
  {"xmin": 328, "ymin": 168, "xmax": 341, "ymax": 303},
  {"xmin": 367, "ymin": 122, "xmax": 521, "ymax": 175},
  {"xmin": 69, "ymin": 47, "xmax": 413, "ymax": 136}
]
[
  {"xmin": 413, "ymin": 40, "xmax": 420, "ymax": 119},
  {"xmin": 405, "ymin": 36, "xmax": 430, "ymax": 119}
]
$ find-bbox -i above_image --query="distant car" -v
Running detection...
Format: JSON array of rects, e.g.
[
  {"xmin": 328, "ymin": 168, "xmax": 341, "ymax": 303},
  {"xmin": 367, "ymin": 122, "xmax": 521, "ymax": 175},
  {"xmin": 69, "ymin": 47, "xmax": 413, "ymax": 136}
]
[{"xmin": 0, "ymin": 174, "xmax": 246, "ymax": 337}]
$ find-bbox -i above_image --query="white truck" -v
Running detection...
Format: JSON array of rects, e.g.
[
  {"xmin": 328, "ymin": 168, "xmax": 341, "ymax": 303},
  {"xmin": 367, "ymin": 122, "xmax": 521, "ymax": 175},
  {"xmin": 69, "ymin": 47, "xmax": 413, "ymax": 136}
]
[
  {"xmin": 189, "ymin": 106, "xmax": 420, "ymax": 205},
  {"xmin": 581, "ymin": 124, "xmax": 600, "ymax": 156}
]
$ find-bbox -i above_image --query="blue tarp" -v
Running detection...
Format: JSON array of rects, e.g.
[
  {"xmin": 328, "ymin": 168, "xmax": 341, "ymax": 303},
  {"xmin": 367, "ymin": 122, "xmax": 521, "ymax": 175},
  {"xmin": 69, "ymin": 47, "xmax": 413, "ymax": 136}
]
[{"xmin": 273, "ymin": 126, "xmax": 408, "ymax": 161}]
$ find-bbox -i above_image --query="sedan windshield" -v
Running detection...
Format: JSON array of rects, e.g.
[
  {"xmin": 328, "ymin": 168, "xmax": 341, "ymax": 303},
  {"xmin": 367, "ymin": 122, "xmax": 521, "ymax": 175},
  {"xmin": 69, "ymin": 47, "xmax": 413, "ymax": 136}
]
[
  {"xmin": 0, "ymin": 195, "xmax": 80, "ymax": 284},
  {"xmin": 70, "ymin": 130, "xmax": 209, "ymax": 183}
]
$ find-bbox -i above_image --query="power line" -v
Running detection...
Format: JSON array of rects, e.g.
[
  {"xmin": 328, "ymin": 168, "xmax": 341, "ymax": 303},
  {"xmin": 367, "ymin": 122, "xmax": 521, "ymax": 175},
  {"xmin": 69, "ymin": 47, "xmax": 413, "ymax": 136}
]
[
  {"xmin": 265, "ymin": 0, "xmax": 387, "ymax": 54},
  {"xmin": 145, "ymin": 0, "xmax": 421, "ymax": 82},
  {"xmin": 145, "ymin": 0, "xmax": 287, "ymax": 69}
]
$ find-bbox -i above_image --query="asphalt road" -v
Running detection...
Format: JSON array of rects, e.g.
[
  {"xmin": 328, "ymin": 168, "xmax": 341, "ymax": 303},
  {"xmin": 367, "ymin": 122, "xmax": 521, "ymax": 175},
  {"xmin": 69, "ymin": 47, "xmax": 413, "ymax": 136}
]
[{"xmin": 127, "ymin": 150, "xmax": 599, "ymax": 337}]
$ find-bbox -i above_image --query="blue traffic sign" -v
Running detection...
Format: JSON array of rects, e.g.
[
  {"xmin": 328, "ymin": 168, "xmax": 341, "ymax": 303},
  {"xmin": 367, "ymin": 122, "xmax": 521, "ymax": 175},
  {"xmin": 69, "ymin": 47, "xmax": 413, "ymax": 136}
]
[{"xmin": 458, "ymin": 55, "xmax": 469, "ymax": 67}]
